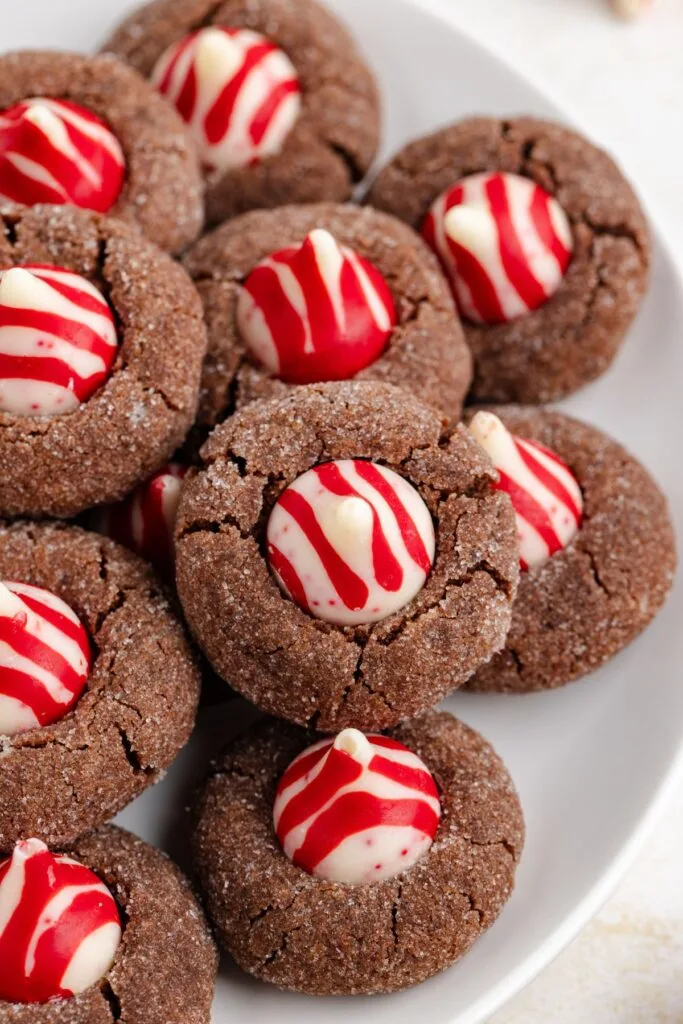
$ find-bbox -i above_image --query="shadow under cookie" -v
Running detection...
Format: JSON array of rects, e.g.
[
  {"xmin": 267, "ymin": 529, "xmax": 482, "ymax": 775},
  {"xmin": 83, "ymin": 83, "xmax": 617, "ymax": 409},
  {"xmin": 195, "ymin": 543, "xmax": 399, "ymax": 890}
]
[
  {"xmin": 191, "ymin": 710, "xmax": 524, "ymax": 996},
  {"xmin": 465, "ymin": 406, "xmax": 676, "ymax": 693}
]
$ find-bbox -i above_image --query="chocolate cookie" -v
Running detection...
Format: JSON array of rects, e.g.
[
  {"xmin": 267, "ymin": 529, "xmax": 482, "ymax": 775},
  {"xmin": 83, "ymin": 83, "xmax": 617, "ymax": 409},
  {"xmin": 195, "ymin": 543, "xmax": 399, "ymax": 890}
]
[
  {"xmin": 0, "ymin": 51, "xmax": 203, "ymax": 254},
  {"xmin": 192, "ymin": 710, "xmax": 524, "ymax": 995},
  {"xmin": 102, "ymin": 0, "xmax": 381, "ymax": 228},
  {"xmin": 175, "ymin": 381, "xmax": 519, "ymax": 732},
  {"xmin": 0, "ymin": 205, "xmax": 207, "ymax": 519},
  {"xmin": 465, "ymin": 406, "xmax": 676, "ymax": 693},
  {"xmin": 181, "ymin": 203, "xmax": 472, "ymax": 437},
  {"xmin": 0, "ymin": 825, "xmax": 217, "ymax": 1023},
  {"xmin": 368, "ymin": 117, "xmax": 650, "ymax": 404},
  {"xmin": 0, "ymin": 520, "xmax": 201, "ymax": 849}
]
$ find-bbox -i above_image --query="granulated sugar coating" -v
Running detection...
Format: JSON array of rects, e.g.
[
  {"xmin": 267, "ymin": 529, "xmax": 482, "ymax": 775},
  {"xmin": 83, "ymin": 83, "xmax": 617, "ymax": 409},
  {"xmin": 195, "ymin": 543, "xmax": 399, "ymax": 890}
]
[
  {"xmin": 0, "ymin": 50, "xmax": 204, "ymax": 254},
  {"xmin": 182, "ymin": 202, "xmax": 473, "ymax": 441},
  {"xmin": 0, "ymin": 825, "xmax": 217, "ymax": 1024},
  {"xmin": 102, "ymin": 0, "xmax": 381, "ymax": 228},
  {"xmin": 175, "ymin": 381, "xmax": 520, "ymax": 732},
  {"xmin": 0, "ymin": 521, "xmax": 201, "ymax": 850},
  {"xmin": 369, "ymin": 117, "xmax": 651, "ymax": 404},
  {"xmin": 192, "ymin": 710, "xmax": 524, "ymax": 995},
  {"xmin": 465, "ymin": 406, "xmax": 677, "ymax": 693},
  {"xmin": 0, "ymin": 205, "xmax": 207, "ymax": 519}
]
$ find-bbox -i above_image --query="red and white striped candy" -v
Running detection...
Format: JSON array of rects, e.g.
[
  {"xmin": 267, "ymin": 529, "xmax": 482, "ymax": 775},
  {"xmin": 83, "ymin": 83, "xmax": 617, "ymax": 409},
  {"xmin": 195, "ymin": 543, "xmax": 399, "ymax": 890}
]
[
  {"xmin": 0, "ymin": 581, "xmax": 91, "ymax": 737},
  {"xmin": 0, "ymin": 838, "xmax": 121, "ymax": 1004},
  {"xmin": 0, "ymin": 263, "xmax": 118, "ymax": 417},
  {"xmin": 469, "ymin": 411, "xmax": 583, "ymax": 571},
  {"xmin": 274, "ymin": 728, "xmax": 441, "ymax": 884},
  {"xmin": 267, "ymin": 459, "xmax": 435, "ymax": 626},
  {"xmin": 422, "ymin": 171, "xmax": 573, "ymax": 325},
  {"xmin": 0, "ymin": 98, "xmax": 125, "ymax": 213},
  {"xmin": 237, "ymin": 229, "xmax": 396, "ymax": 384},
  {"xmin": 151, "ymin": 26, "xmax": 301, "ymax": 172},
  {"xmin": 93, "ymin": 462, "xmax": 188, "ymax": 577}
]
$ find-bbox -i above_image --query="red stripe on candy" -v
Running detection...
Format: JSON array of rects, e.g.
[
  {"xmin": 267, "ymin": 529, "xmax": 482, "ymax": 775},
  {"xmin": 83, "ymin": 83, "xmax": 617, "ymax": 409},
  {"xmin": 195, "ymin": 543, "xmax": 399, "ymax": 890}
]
[
  {"xmin": 267, "ymin": 542, "xmax": 312, "ymax": 614},
  {"xmin": 485, "ymin": 174, "xmax": 547, "ymax": 312},
  {"xmin": 516, "ymin": 438, "xmax": 582, "ymax": 523},
  {"xmin": 530, "ymin": 186, "xmax": 572, "ymax": 269},
  {"xmin": 448, "ymin": 237, "xmax": 506, "ymax": 324},
  {"xmin": 158, "ymin": 31, "xmax": 197, "ymax": 95},
  {"xmin": 496, "ymin": 468, "xmax": 565, "ymax": 557},
  {"xmin": 276, "ymin": 486, "xmax": 369, "ymax": 611},
  {"xmin": 369, "ymin": 753, "xmax": 440, "ymax": 798},
  {"xmin": 292, "ymin": 792, "xmax": 439, "ymax": 875},
  {"xmin": 249, "ymin": 78, "xmax": 299, "ymax": 146},
  {"xmin": 275, "ymin": 746, "xmax": 364, "ymax": 840},
  {"xmin": 354, "ymin": 461, "xmax": 432, "ymax": 575},
  {"xmin": 204, "ymin": 40, "xmax": 273, "ymax": 145},
  {"xmin": 0, "ymin": 667, "xmax": 70, "ymax": 726},
  {"xmin": 276, "ymin": 741, "xmax": 332, "ymax": 792},
  {"xmin": 314, "ymin": 461, "xmax": 404, "ymax": 594}
]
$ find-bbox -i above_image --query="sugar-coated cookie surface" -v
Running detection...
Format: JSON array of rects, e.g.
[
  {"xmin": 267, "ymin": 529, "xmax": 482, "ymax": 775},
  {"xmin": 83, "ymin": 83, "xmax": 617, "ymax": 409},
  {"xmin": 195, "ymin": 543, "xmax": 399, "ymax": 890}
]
[
  {"xmin": 369, "ymin": 116, "xmax": 650, "ymax": 404},
  {"xmin": 0, "ymin": 50, "xmax": 203, "ymax": 253},
  {"xmin": 0, "ymin": 521, "xmax": 200, "ymax": 849},
  {"xmin": 192, "ymin": 711, "xmax": 524, "ymax": 995},
  {"xmin": 465, "ymin": 406, "xmax": 676, "ymax": 693},
  {"xmin": 182, "ymin": 202, "xmax": 472, "ymax": 446},
  {"xmin": 0, "ymin": 205, "xmax": 206, "ymax": 519},
  {"xmin": 0, "ymin": 826, "xmax": 217, "ymax": 1024},
  {"xmin": 102, "ymin": 0, "xmax": 381, "ymax": 227},
  {"xmin": 175, "ymin": 381, "xmax": 519, "ymax": 732}
]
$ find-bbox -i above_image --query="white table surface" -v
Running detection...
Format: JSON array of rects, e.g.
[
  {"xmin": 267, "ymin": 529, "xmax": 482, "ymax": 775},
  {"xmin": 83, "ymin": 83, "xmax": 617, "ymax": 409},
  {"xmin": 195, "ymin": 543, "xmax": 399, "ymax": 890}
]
[{"xmin": 427, "ymin": 1, "xmax": 683, "ymax": 1021}]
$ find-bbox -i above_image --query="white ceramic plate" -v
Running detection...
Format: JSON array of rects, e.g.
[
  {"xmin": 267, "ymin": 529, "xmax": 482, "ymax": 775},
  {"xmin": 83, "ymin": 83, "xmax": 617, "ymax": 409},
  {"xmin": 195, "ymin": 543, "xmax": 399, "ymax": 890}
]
[{"xmin": 7, "ymin": 0, "xmax": 683, "ymax": 1020}]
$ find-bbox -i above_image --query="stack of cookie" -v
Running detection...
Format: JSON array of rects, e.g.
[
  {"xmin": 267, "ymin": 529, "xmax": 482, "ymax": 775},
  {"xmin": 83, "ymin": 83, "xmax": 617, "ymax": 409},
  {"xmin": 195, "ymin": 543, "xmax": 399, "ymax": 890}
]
[{"xmin": 0, "ymin": 0, "xmax": 675, "ymax": 1016}]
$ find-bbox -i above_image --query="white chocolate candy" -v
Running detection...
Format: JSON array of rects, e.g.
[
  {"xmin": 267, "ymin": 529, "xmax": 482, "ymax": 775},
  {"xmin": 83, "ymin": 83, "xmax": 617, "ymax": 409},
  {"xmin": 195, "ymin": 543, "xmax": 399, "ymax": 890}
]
[
  {"xmin": 237, "ymin": 228, "xmax": 396, "ymax": 384},
  {"xmin": 273, "ymin": 728, "xmax": 441, "ymax": 884},
  {"xmin": 266, "ymin": 459, "xmax": 435, "ymax": 625},
  {"xmin": 0, "ymin": 838, "xmax": 121, "ymax": 1003},
  {"xmin": 422, "ymin": 171, "xmax": 573, "ymax": 324},
  {"xmin": 151, "ymin": 26, "xmax": 301, "ymax": 172},
  {"xmin": 0, "ymin": 264, "xmax": 118, "ymax": 416},
  {"xmin": 0, "ymin": 581, "xmax": 91, "ymax": 737},
  {"xmin": 92, "ymin": 462, "xmax": 188, "ymax": 576},
  {"xmin": 469, "ymin": 411, "xmax": 583, "ymax": 570},
  {"xmin": 0, "ymin": 97, "xmax": 125, "ymax": 213}
]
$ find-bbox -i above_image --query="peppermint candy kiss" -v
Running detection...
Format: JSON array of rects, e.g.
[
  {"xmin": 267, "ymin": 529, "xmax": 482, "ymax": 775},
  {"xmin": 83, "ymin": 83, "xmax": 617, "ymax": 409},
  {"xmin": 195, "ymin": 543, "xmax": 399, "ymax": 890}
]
[
  {"xmin": 237, "ymin": 229, "xmax": 396, "ymax": 384},
  {"xmin": 422, "ymin": 171, "xmax": 573, "ymax": 325},
  {"xmin": 0, "ymin": 581, "xmax": 91, "ymax": 737},
  {"xmin": 469, "ymin": 411, "xmax": 583, "ymax": 571},
  {"xmin": 151, "ymin": 26, "xmax": 301, "ymax": 172},
  {"xmin": 0, "ymin": 98, "xmax": 125, "ymax": 213},
  {"xmin": 0, "ymin": 264, "xmax": 118, "ymax": 417},
  {"xmin": 0, "ymin": 839, "xmax": 121, "ymax": 1004},
  {"xmin": 93, "ymin": 462, "xmax": 188, "ymax": 576},
  {"xmin": 274, "ymin": 728, "xmax": 441, "ymax": 884},
  {"xmin": 266, "ymin": 459, "xmax": 435, "ymax": 626}
]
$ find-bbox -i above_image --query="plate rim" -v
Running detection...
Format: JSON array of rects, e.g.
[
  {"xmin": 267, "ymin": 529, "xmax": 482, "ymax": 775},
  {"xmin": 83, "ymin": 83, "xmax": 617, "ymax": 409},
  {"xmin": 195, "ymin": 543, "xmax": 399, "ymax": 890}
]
[{"xmin": 378, "ymin": 1, "xmax": 683, "ymax": 1020}]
